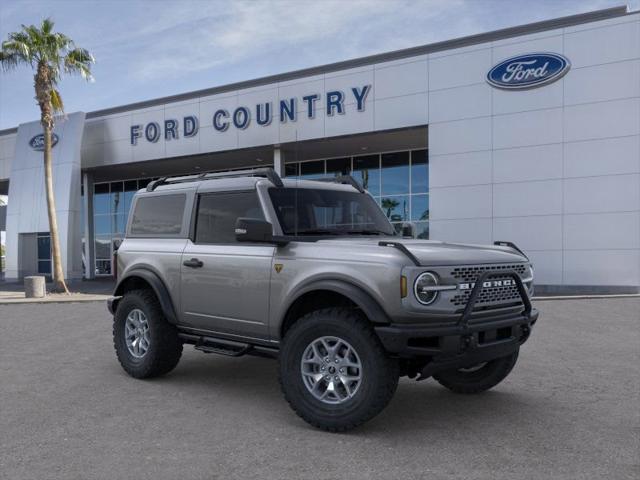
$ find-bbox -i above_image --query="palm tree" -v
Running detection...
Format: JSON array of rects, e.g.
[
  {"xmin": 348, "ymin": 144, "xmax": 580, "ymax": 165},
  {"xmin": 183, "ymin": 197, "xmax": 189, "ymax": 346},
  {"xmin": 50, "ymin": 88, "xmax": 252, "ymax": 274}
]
[
  {"xmin": 381, "ymin": 198, "xmax": 399, "ymax": 218},
  {"xmin": 0, "ymin": 18, "xmax": 94, "ymax": 293}
]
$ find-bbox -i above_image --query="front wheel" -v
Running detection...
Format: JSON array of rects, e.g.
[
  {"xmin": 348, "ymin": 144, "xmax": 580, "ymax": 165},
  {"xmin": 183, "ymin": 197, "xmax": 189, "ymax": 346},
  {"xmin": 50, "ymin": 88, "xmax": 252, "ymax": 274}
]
[
  {"xmin": 278, "ymin": 308, "xmax": 399, "ymax": 432},
  {"xmin": 113, "ymin": 289, "xmax": 183, "ymax": 379},
  {"xmin": 433, "ymin": 349, "xmax": 519, "ymax": 394}
]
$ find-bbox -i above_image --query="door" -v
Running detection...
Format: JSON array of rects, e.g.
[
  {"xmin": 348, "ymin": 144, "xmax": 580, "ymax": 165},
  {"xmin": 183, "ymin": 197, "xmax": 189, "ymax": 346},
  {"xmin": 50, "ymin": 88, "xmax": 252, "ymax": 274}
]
[{"xmin": 180, "ymin": 190, "xmax": 274, "ymax": 340}]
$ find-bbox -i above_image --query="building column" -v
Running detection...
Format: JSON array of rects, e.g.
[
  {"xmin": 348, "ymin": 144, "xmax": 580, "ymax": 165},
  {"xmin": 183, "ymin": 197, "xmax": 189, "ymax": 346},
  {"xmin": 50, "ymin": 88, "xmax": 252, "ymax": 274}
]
[
  {"xmin": 273, "ymin": 147, "xmax": 285, "ymax": 177},
  {"xmin": 83, "ymin": 172, "xmax": 95, "ymax": 280}
]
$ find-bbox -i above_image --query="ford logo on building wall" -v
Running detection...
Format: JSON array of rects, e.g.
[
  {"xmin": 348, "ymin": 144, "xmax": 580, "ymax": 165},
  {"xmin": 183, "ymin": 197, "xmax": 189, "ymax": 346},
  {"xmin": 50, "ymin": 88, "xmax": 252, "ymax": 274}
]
[
  {"xmin": 29, "ymin": 133, "xmax": 59, "ymax": 151},
  {"xmin": 487, "ymin": 53, "xmax": 570, "ymax": 90}
]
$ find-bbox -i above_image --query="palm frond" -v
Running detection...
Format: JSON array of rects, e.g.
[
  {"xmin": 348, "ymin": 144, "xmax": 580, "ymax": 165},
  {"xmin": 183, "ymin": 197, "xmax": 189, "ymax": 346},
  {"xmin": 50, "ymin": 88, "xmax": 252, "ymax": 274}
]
[
  {"xmin": 41, "ymin": 17, "xmax": 54, "ymax": 35},
  {"xmin": 0, "ymin": 51, "xmax": 20, "ymax": 70},
  {"xmin": 50, "ymin": 88, "xmax": 64, "ymax": 113},
  {"xmin": 64, "ymin": 47, "xmax": 94, "ymax": 81}
]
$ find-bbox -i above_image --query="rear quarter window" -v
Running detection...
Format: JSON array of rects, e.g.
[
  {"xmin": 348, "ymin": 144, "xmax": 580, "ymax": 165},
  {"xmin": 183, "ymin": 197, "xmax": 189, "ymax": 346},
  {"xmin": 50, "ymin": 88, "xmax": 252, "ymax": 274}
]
[{"xmin": 129, "ymin": 194, "xmax": 186, "ymax": 236}]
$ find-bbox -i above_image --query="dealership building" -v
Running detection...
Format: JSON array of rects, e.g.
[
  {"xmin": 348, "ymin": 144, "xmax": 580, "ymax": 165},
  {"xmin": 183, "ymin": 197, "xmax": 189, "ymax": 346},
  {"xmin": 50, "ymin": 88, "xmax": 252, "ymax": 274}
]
[{"xmin": 0, "ymin": 5, "xmax": 639, "ymax": 293}]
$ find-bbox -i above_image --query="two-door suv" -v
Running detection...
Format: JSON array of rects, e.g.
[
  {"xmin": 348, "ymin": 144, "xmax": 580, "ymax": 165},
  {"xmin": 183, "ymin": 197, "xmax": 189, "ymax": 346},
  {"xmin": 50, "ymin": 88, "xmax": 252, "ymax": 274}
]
[{"xmin": 108, "ymin": 168, "xmax": 538, "ymax": 431}]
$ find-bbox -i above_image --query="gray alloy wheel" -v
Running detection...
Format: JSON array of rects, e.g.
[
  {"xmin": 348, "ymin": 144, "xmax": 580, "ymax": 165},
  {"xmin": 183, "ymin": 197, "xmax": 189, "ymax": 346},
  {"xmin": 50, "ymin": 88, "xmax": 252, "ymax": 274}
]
[
  {"xmin": 300, "ymin": 336, "xmax": 363, "ymax": 405},
  {"xmin": 124, "ymin": 308, "xmax": 151, "ymax": 358}
]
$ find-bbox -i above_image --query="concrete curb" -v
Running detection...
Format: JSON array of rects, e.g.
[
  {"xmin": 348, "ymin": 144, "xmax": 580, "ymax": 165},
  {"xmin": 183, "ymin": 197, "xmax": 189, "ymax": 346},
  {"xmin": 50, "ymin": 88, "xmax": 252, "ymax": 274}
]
[{"xmin": 0, "ymin": 295, "xmax": 111, "ymax": 305}]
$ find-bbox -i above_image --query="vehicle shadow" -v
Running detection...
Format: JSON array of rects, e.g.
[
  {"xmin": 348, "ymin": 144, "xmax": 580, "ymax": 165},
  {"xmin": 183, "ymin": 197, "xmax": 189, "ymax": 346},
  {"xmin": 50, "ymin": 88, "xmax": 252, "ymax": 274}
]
[{"xmin": 153, "ymin": 350, "xmax": 548, "ymax": 435}]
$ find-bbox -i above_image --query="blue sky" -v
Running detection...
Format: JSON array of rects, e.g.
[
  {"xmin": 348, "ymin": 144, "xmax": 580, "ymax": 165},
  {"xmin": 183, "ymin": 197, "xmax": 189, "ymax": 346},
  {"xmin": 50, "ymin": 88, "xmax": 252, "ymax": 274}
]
[{"xmin": 0, "ymin": 0, "xmax": 634, "ymax": 130}]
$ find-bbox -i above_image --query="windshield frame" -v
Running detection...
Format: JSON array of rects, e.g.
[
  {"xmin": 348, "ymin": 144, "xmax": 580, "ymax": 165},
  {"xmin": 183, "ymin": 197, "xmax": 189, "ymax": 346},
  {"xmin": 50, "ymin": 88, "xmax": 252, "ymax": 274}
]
[{"xmin": 266, "ymin": 185, "xmax": 396, "ymax": 237}]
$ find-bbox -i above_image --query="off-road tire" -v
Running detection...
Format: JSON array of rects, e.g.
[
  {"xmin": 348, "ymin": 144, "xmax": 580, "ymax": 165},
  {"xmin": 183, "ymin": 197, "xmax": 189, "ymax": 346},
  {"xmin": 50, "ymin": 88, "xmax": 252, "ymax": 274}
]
[
  {"xmin": 279, "ymin": 308, "xmax": 399, "ymax": 432},
  {"xmin": 113, "ymin": 289, "xmax": 183, "ymax": 379},
  {"xmin": 433, "ymin": 349, "xmax": 519, "ymax": 394}
]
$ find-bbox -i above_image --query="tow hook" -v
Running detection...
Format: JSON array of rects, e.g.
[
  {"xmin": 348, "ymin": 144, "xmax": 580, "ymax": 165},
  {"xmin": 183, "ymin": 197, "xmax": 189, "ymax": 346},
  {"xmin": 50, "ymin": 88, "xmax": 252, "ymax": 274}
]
[
  {"xmin": 520, "ymin": 326, "xmax": 531, "ymax": 341},
  {"xmin": 462, "ymin": 334, "xmax": 477, "ymax": 351}
]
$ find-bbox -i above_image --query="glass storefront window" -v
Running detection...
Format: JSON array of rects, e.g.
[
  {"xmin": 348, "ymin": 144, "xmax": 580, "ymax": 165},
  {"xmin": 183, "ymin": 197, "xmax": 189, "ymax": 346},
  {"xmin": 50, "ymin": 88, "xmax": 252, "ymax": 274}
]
[
  {"xmin": 93, "ymin": 183, "xmax": 110, "ymax": 215},
  {"xmin": 414, "ymin": 222, "xmax": 429, "ymax": 239},
  {"xmin": 95, "ymin": 260, "xmax": 111, "ymax": 275},
  {"xmin": 285, "ymin": 163, "xmax": 299, "ymax": 177},
  {"xmin": 411, "ymin": 149, "xmax": 428, "ymax": 193},
  {"xmin": 300, "ymin": 160, "xmax": 325, "ymax": 179},
  {"xmin": 110, "ymin": 182, "xmax": 124, "ymax": 216},
  {"xmin": 326, "ymin": 157, "xmax": 350, "ymax": 177},
  {"xmin": 112, "ymin": 214, "xmax": 127, "ymax": 235},
  {"xmin": 411, "ymin": 194, "xmax": 429, "ymax": 221},
  {"xmin": 38, "ymin": 260, "xmax": 51, "ymax": 274},
  {"xmin": 94, "ymin": 215, "xmax": 111, "ymax": 235},
  {"xmin": 87, "ymin": 148, "xmax": 429, "ymax": 278},
  {"xmin": 37, "ymin": 232, "xmax": 51, "ymax": 275},
  {"xmin": 37, "ymin": 234, "xmax": 50, "ymax": 260},
  {"xmin": 352, "ymin": 155, "xmax": 380, "ymax": 196},
  {"xmin": 95, "ymin": 235, "xmax": 111, "ymax": 260},
  {"xmin": 381, "ymin": 151, "xmax": 410, "ymax": 196}
]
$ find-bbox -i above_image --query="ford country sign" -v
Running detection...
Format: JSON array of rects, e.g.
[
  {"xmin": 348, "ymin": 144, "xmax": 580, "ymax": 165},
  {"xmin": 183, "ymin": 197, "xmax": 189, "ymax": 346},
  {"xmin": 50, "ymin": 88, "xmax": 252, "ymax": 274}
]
[
  {"xmin": 29, "ymin": 133, "xmax": 59, "ymax": 151},
  {"xmin": 487, "ymin": 53, "xmax": 570, "ymax": 90}
]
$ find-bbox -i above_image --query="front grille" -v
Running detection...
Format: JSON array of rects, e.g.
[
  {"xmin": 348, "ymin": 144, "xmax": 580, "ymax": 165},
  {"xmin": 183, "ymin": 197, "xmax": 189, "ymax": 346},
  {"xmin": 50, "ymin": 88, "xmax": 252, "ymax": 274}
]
[
  {"xmin": 448, "ymin": 264, "xmax": 529, "ymax": 309},
  {"xmin": 451, "ymin": 281, "xmax": 521, "ymax": 307},
  {"xmin": 451, "ymin": 264, "xmax": 527, "ymax": 282}
]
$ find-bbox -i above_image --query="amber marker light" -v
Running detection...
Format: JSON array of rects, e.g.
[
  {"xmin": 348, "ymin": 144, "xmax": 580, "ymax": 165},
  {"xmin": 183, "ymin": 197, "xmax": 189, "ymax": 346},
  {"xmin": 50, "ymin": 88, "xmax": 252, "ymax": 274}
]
[{"xmin": 401, "ymin": 276, "xmax": 408, "ymax": 298}]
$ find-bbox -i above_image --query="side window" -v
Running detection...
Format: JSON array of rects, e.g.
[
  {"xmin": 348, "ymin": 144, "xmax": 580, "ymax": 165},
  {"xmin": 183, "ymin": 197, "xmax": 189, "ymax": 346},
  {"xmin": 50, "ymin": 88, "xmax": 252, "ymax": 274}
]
[
  {"xmin": 130, "ymin": 194, "xmax": 186, "ymax": 235},
  {"xmin": 195, "ymin": 191, "xmax": 265, "ymax": 244}
]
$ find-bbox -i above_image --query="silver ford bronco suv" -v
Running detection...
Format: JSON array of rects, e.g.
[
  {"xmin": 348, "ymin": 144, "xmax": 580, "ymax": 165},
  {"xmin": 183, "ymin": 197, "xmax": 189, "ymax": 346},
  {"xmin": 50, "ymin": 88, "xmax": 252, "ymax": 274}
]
[{"xmin": 108, "ymin": 167, "xmax": 538, "ymax": 432}]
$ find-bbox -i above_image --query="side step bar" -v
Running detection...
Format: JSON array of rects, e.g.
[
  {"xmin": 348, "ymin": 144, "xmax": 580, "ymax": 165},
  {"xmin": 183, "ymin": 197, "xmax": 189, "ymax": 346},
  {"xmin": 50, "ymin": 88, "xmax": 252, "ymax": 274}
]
[{"xmin": 178, "ymin": 333, "xmax": 279, "ymax": 359}]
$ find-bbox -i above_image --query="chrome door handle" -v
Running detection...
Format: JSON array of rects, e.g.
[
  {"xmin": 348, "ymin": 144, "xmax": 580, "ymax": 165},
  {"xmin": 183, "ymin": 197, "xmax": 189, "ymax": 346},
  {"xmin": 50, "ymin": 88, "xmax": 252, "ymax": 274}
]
[{"xmin": 183, "ymin": 258, "xmax": 203, "ymax": 268}]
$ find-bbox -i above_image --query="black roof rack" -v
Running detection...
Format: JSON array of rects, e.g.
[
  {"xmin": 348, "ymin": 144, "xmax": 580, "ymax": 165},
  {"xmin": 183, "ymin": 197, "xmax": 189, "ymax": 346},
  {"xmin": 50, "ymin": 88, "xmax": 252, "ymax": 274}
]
[
  {"xmin": 316, "ymin": 175, "xmax": 365, "ymax": 193},
  {"xmin": 146, "ymin": 167, "xmax": 284, "ymax": 192}
]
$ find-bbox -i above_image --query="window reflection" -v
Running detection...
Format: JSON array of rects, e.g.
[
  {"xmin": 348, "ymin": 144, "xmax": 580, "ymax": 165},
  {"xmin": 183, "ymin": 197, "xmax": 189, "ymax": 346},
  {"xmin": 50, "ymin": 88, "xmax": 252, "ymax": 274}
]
[
  {"xmin": 411, "ymin": 149, "xmax": 428, "ymax": 193},
  {"xmin": 380, "ymin": 195, "xmax": 409, "ymax": 222},
  {"xmin": 411, "ymin": 194, "xmax": 429, "ymax": 221},
  {"xmin": 414, "ymin": 222, "xmax": 429, "ymax": 239}
]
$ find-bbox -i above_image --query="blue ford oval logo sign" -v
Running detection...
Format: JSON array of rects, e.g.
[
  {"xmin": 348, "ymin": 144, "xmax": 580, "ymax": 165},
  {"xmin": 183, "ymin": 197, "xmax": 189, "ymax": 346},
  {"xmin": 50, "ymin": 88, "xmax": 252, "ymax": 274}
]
[
  {"xmin": 487, "ymin": 53, "xmax": 570, "ymax": 90},
  {"xmin": 29, "ymin": 133, "xmax": 59, "ymax": 151}
]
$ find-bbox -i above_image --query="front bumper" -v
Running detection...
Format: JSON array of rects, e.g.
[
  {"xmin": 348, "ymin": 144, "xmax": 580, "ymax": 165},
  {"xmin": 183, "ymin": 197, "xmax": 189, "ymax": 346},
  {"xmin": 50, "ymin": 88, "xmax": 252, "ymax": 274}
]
[
  {"xmin": 376, "ymin": 308, "xmax": 537, "ymax": 370},
  {"xmin": 375, "ymin": 269, "xmax": 538, "ymax": 378}
]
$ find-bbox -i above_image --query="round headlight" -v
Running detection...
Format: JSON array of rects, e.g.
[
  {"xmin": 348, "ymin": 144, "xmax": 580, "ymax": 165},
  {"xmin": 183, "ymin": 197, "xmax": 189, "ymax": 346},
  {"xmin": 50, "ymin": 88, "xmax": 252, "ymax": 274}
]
[{"xmin": 414, "ymin": 272, "xmax": 439, "ymax": 305}]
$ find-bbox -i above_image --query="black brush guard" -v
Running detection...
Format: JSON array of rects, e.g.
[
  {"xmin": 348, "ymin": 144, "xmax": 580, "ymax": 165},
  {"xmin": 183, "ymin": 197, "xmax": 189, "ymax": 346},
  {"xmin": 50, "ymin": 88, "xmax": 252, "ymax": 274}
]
[{"xmin": 374, "ymin": 270, "xmax": 538, "ymax": 380}]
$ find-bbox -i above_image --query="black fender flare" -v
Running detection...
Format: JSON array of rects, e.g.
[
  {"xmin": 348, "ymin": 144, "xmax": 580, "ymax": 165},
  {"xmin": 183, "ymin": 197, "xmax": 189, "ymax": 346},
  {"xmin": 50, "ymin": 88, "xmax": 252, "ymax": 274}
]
[
  {"xmin": 282, "ymin": 279, "xmax": 392, "ymax": 328},
  {"xmin": 109, "ymin": 269, "xmax": 177, "ymax": 324}
]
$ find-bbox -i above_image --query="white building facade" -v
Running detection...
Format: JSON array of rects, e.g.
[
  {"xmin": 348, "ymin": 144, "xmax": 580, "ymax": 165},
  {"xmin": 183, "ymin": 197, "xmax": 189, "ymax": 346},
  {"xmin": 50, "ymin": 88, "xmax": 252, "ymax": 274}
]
[{"xmin": 0, "ymin": 6, "xmax": 638, "ymax": 293}]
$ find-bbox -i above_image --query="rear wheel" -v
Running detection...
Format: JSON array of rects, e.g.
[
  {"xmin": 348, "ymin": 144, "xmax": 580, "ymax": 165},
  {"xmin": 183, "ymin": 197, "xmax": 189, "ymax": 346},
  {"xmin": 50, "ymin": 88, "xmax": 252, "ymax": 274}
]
[
  {"xmin": 279, "ymin": 308, "xmax": 399, "ymax": 432},
  {"xmin": 433, "ymin": 349, "xmax": 519, "ymax": 394},
  {"xmin": 113, "ymin": 289, "xmax": 183, "ymax": 379}
]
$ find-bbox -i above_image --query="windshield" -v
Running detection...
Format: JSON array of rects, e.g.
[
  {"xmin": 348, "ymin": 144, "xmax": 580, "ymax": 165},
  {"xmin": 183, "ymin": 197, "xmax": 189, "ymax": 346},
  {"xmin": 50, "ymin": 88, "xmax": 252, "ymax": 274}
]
[{"xmin": 269, "ymin": 188, "xmax": 396, "ymax": 236}]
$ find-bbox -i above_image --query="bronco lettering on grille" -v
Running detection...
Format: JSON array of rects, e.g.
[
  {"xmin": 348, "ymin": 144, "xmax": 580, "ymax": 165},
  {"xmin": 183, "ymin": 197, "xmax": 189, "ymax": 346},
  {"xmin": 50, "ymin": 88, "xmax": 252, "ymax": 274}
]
[{"xmin": 458, "ymin": 279, "xmax": 515, "ymax": 291}]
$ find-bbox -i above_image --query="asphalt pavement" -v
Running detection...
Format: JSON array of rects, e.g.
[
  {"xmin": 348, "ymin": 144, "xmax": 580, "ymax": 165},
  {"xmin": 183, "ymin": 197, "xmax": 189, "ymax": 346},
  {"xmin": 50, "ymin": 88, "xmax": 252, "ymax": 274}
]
[{"xmin": 0, "ymin": 298, "xmax": 638, "ymax": 480}]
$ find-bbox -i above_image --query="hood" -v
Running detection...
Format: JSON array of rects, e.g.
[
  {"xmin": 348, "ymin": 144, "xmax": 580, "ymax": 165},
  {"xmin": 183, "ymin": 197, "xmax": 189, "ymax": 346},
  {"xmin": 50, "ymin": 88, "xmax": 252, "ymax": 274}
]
[{"xmin": 315, "ymin": 237, "xmax": 528, "ymax": 266}]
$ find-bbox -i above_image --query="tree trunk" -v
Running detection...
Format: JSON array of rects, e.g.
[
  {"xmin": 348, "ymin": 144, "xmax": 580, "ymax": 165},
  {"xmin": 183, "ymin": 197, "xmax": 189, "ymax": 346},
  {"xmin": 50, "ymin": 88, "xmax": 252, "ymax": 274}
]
[
  {"xmin": 43, "ymin": 122, "xmax": 69, "ymax": 294},
  {"xmin": 36, "ymin": 62, "xmax": 68, "ymax": 294}
]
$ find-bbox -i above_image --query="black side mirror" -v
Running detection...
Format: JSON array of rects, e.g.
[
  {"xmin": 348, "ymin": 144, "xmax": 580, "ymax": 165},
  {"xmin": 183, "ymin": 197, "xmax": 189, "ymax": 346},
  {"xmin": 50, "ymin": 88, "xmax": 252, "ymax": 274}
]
[{"xmin": 235, "ymin": 217, "xmax": 275, "ymax": 243}]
